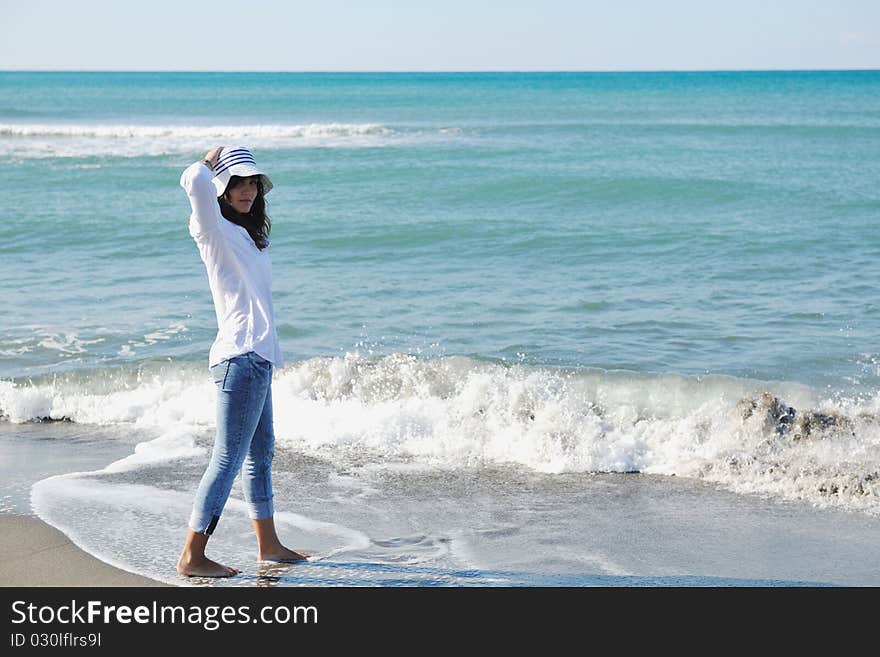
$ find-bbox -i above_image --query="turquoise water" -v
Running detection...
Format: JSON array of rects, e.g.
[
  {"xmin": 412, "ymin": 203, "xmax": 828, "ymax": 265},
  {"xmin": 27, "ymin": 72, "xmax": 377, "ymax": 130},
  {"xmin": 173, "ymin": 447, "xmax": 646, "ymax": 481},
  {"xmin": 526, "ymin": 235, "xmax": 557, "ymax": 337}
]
[
  {"xmin": 3, "ymin": 71, "xmax": 879, "ymax": 389},
  {"xmin": 2, "ymin": 72, "xmax": 880, "ymax": 585}
]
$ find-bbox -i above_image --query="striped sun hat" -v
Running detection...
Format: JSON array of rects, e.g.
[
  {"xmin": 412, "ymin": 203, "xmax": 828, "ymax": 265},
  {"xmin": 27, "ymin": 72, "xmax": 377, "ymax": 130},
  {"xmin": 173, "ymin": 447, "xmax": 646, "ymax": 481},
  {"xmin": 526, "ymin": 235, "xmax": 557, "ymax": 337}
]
[{"xmin": 211, "ymin": 146, "xmax": 274, "ymax": 196}]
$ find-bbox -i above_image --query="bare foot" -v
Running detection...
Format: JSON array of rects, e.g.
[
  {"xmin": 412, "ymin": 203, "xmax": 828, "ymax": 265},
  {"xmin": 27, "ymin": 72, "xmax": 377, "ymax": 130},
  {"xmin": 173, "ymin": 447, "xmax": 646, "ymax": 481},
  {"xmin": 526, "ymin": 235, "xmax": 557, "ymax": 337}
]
[
  {"xmin": 258, "ymin": 545, "xmax": 311, "ymax": 563},
  {"xmin": 177, "ymin": 554, "xmax": 240, "ymax": 577}
]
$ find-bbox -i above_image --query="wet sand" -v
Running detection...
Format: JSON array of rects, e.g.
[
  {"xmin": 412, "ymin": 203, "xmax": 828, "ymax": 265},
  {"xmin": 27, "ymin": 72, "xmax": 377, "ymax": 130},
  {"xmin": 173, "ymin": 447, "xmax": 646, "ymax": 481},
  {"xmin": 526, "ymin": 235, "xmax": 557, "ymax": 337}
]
[{"xmin": 0, "ymin": 514, "xmax": 166, "ymax": 587}]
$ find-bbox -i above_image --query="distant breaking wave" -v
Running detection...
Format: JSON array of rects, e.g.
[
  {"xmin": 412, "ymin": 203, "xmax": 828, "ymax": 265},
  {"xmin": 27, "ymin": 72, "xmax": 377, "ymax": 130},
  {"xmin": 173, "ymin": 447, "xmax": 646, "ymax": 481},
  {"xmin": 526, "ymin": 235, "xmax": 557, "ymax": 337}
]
[
  {"xmin": 0, "ymin": 122, "xmax": 399, "ymax": 157},
  {"xmin": 2, "ymin": 354, "xmax": 879, "ymax": 515}
]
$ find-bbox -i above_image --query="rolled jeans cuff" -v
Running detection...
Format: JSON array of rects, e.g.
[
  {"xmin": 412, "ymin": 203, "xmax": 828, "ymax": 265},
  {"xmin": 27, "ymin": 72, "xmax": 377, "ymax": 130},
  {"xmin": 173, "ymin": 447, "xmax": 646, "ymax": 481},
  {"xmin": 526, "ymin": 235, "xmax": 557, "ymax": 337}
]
[
  {"xmin": 248, "ymin": 498, "xmax": 274, "ymax": 520},
  {"xmin": 188, "ymin": 511, "xmax": 220, "ymax": 536}
]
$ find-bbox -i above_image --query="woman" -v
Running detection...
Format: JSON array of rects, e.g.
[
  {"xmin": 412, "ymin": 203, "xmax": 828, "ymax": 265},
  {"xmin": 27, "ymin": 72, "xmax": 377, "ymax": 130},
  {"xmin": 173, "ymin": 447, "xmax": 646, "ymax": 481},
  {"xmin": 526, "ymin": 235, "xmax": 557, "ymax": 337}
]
[{"xmin": 177, "ymin": 146, "xmax": 308, "ymax": 577}]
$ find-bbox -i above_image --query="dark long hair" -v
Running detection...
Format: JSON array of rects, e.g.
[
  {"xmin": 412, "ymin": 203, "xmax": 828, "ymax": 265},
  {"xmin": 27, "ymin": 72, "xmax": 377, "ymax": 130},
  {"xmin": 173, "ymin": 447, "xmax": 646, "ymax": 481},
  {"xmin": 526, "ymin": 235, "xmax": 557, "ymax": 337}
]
[{"xmin": 218, "ymin": 175, "xmax": 272, "ymax": 250}]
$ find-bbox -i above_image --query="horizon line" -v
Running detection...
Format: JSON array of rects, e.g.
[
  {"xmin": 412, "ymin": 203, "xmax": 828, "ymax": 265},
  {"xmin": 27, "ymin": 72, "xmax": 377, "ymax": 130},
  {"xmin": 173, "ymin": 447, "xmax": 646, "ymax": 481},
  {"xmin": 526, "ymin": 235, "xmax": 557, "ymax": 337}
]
[{"xmin": 1, "ymin": 67, "xmax": 878, "ymax": 74}]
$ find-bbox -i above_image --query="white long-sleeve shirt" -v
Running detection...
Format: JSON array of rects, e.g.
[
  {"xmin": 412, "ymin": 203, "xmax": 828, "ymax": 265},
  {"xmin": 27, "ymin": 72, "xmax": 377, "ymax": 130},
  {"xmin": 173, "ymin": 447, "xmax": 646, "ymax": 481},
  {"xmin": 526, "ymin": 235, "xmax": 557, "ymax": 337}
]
[{"xmin": 180, "ymin": 161, "xmax": 284, "ymax": 368}]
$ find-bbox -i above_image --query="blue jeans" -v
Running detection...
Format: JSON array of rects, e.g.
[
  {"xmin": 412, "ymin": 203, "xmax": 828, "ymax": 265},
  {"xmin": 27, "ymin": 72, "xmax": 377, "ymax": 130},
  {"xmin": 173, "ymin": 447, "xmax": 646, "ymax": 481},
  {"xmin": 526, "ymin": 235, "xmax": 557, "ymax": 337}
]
[{"xmin": 188, "ymin": 351, "xmax": 275, "ymax": 535}]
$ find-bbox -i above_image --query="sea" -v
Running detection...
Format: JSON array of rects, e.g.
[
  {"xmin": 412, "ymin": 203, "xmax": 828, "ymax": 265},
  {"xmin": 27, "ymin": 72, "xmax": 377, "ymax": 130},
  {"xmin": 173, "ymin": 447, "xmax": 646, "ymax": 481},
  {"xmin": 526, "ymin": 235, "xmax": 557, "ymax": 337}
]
[{"xmin": 1, "ymin": 71, "xmax": 879, "ymax": 586}]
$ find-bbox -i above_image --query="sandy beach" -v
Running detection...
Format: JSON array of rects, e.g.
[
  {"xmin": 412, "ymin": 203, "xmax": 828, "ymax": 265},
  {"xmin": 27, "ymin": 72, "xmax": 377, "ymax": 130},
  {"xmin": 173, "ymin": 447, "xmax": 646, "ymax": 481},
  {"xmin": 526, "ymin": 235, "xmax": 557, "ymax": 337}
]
[{"xmin": 0, "ymin": 514, "xmax": 166, "ymax": 587}]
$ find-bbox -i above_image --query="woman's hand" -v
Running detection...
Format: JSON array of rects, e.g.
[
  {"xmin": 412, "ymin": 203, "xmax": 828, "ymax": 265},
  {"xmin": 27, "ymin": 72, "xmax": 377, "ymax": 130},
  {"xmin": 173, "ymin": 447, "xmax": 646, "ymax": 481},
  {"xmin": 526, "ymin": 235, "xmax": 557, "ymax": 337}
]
[{"xmin": 202, "ymin": 147, "xmax": 223, "ymax": 170}]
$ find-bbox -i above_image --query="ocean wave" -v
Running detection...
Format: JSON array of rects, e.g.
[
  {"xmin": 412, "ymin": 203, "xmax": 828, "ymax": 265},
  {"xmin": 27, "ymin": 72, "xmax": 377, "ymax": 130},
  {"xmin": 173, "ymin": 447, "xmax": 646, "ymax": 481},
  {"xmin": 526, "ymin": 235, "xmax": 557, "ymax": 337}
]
[
  {"xmin": 0, "ymin": 122, "xmax": 397, "ymax": 157},
  {"xmin": 0, "ymin": 324, "xmax": 194, "ymax": 370},
  {"xmin": 3, "ymin": 354, "xmax": 879, "ymax": 514}
]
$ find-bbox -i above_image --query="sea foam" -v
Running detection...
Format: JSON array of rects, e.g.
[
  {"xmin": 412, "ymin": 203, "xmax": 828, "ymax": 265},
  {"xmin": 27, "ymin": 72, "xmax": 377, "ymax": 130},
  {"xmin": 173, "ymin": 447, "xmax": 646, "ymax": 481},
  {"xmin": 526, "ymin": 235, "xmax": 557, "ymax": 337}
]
[
  {"xmin": 3, "ymin": 354, "xmax": 879, "ymax": 514},
  {"xmin": 0, "ymin": 122, "xmax": 397, "ymax": 157}
]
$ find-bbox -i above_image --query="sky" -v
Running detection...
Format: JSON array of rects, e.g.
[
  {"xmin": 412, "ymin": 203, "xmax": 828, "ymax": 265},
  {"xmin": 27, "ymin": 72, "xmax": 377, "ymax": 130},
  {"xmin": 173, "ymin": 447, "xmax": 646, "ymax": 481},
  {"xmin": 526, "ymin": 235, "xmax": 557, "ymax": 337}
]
[{"xmin": 1, "ymin": 0, "xmax": 879, "ymax": 71}]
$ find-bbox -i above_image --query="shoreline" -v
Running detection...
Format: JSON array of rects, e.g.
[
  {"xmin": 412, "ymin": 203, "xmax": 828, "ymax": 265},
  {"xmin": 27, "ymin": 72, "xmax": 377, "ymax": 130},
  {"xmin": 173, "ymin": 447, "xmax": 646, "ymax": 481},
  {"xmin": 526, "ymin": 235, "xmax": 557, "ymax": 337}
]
[
  {"xmin": 0, "ymin": 514, "xmax": 168, "ymax": 587},
  {"xmin": 4, "ymin": 423, "xmax": 880, "ymax": 587}
]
